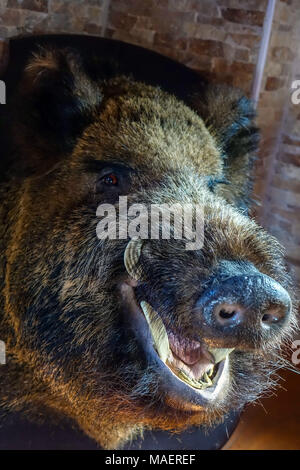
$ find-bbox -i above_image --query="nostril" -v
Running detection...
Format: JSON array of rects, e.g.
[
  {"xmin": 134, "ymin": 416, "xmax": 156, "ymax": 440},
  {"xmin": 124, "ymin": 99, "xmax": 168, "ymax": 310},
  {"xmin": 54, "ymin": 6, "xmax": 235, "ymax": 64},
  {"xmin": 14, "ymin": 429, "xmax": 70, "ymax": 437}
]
[
  {"xmin": 214, "ymin": 303, "xmax": 245, "ymax": 326},
  {"xmin": 261, "ymin": 307, "xmax": 286, "ymax": 327},
  {"xmin": 219, "ymin": 308, "xmax": 236, "ymax": 320}
]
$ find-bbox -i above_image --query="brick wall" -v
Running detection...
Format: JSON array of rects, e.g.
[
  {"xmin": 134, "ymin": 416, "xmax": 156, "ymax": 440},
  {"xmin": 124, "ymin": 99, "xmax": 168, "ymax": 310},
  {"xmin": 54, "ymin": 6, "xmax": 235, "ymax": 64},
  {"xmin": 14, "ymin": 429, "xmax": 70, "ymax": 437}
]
[
  {"xmin": 261, "ymin": 1, "xmax": 300, "ymax": 286},
  {"xmin": 106, "ymin": 0, "xmax": 268, "ymax": 94},
  {"xmin": 0, "ymin": 0, "xmax": 105, "ymax": 36},
  {"xmin": 255, "ymin": 0, "xmax": 300, "ymax": 287},
  {"xmin": 0, "ymin": 0, "xmax": 299, "ymax": 286}
]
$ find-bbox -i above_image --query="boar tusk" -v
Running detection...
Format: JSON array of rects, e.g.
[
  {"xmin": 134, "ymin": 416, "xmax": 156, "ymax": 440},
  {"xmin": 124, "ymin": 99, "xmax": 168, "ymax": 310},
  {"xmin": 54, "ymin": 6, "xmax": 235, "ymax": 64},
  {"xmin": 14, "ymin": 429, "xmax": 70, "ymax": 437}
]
[
  {"xmin": 124, "ymin": 238, "xmax": 144, "ymax": 281},
  {"xmin": 140, "ymin": 300, "xmax": 171, "ymax": 363},
  {"xmin": 208, "ymin": 348, "xmax": 235, "ymax": 364}
]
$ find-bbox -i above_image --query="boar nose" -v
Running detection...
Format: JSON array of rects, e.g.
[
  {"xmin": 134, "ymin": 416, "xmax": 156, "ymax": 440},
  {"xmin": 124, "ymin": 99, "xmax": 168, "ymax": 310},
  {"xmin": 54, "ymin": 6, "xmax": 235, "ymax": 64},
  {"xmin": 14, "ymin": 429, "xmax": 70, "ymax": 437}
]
[
  {"xmin": 213, "ymin": 299, "xmax": 287, "ymax": 328},
  {"xmin": 197, "ymin": 274, "xmax": 291, "ymax": 340}
]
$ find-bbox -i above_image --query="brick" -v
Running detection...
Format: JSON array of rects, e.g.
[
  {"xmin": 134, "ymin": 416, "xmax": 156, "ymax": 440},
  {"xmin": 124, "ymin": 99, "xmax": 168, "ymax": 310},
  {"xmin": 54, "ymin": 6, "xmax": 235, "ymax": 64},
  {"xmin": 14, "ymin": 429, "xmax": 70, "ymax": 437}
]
[
  {"xmin": 283, "ymin": 135, "xmax": 300, "ymax": 147},
  {"xmin": 187, "ymin": 0, "xmax": 220, "ymax": 16},
  {"xmin": 194, "ymin": 24, "xmax": 226, "ymax": 42},
  {"xmin": 278, "ymin": 24, "xmax": 292, "ymax": 32},
  {"xmin": 269, "ymin": 187, "xmax": 300, "ymax": 208},
  {"xmin": 222, "ymin": 8, "xmax": 265, "ymax": 26},
  {"xmin": 46, "ymin": 12, "xmax": 78, "ymax": 32},
  {"xmin": 130, "ymin": 27, "xmax": 155, "ymax": 44},
  {"xmin": 182, "ymin": 21, "xmax": 198, "ymax": 36},
  {"xmin": 279, "ymin": 3, "xmax": 290, "ymax": 24},
  {"xmin": 218, "ymin": 0, "xmax": 268, "ymax": 12},
  {"xmin": 265, "ymin": 76, "xmax": 285, "ymax": 91},
  {"xmin": 211, "ymin": 57, "xmax": 230, "ymax": 75},
  {"xmin": 0, "ymin": 25, "xmax": 18, "ymax": 37},
  {"xmin": 196, "ymin": 14, "xmax": 224, "ymax": 26},
  {"xmin": 278, "ymin": 219, "xmax": 293, "ymax": 231},
  {"xmin": 271, "ymin": 33, "xmax": 295, "ymax": 50},
  {"xmin": 232, "ymin": 71, "xmax": 253, "ymax": 93},
  {"xmin": 275, "ymin": 162, "xmax": 300, "ymax": 181},
  {"xmin": 135, "ymin": 16, "xmax": 153, "ymax": 29},
  {"xmin": 281, "ymin": 152, "xmax": 300, "ymax": 167},
  {"xmin": 226, "ymin": 33, "xmax": 261, "ymax": 48},
  {"xmin": 169, "ymin": 0, "xmax": 219, "ymax": 14},
  {"xmin": 84, "ymin": 22, "xmax": 102, "ymax": 35},
  {"xmin": 224, "ymin": 21, "xmax": 263, "ymax": 34},
  {"xmin": 265, "ymin": 61, "xmax": 283, "ymax": 76},
  {"xmin": 1, "ymin": 9, "xmax": 22, "ymax": 26},
  {"xmin": 272, "ymin": 46, "xmax": 295, "ymax": 62},
  {"xmin": 184, "ymin": 53, "xmax": 212, "ymax": 71},
  {"xmin": 272, "ymin": 176, "xmax": 300, "ymax": 193},
  {"xmin": 50, "ymin": 0, "xmax": 75, "ymax": 13},
  {"xmin": 234, "ymin": 48, "xmax": 249, "ymax": 62},
  {"xmin": 154, "ymin": 33, "xmax": 188, "ymax": 50},
  {"xmin": 168, "ymin": 0, "xmax": 191, "ymax": 11},
  {"xmin": 7, "ymin": 0, "xmax": 48, "ymax": 12},
  {"xmin": 259, "ymin": 90, "xmax": 286, "ymax": 107},
  {"xmin": 108, "ymin": 11, "xmax": 137, "ymax": 30},
  {"xmin": 110, "ymin": 0, "xmax": 168, "ymax": 16},
  {"xmin": 189, "ymin": 38, "xmax": 224, "ymax": 57},
  {"xmin": 230, "ymin": 61, "xmax": 255, "ymax": 75},
  {"xmin": 268, "ymin": 206, "xmax": 295, "ymax": 220},
  {"xmin": 151, "ymin": 10, "xmax": 196, "ymax": 33}
]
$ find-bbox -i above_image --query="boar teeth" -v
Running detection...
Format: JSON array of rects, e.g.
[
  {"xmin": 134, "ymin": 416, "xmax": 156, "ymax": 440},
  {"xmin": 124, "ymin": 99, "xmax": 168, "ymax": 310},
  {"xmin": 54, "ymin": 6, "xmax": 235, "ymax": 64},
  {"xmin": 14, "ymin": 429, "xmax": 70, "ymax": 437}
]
[
  {"xmin": 140, "ymin": 301, "xmax": 218, "ymax": 391},
  {"xmin": 139, "ymin": 300, "xmax": 233, "ymax": 391},
  {"xmin": 203, "ymin": 372, "xmax": 213, "ymax": 386},
  {"xmin": 208, "ymin": 348, "xmax": 235, "ymax": 364},
  {"xmin": 176, "ymin": 369, "xmax": 213, "ymax": 390},
  {"xmin": 124, "ymin": 238, "xmax": 144, "ymax": 281},
  {"xmin": 140, "ymin": 301, "xmax": 170, "ymax": 363}
]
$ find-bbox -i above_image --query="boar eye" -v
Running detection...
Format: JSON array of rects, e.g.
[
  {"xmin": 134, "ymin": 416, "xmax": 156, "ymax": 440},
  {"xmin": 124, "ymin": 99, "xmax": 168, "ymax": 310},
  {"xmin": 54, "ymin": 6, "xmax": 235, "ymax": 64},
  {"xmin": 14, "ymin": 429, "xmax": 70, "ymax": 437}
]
[
  {"xmin": 84, "ymin": 159, "xmax": 133, "ymax": 197},
  {"xmin": 102, "ymin": 173, "xmax": 118, "ymax": 186}
]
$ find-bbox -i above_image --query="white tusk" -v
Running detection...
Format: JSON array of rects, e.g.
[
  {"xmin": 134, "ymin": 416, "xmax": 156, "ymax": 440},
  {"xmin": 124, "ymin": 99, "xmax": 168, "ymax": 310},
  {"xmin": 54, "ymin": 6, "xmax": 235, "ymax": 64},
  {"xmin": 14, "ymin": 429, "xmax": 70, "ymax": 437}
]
[
  {"xmin": 140, "ymin": 301, "xmax": 170, "ymax": 363},
  {"xmin": 208, "ymin": 348, "xmax": 235, "ymax": 364},
  {"xmin": 124, "ymin": 238, "xmax": 144, "ymax": 281}
]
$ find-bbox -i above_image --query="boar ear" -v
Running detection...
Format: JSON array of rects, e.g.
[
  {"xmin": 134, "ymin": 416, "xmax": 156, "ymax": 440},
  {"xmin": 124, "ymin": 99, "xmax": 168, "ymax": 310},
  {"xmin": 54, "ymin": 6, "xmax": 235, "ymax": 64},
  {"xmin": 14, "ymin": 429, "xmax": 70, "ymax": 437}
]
[
  {"xmin": 187, "ymin": 84, "xmax": 260, "ymax": 212},
  {"xmin": 15, "ymin": 47, "xmax": 102, "ymax": 173}
]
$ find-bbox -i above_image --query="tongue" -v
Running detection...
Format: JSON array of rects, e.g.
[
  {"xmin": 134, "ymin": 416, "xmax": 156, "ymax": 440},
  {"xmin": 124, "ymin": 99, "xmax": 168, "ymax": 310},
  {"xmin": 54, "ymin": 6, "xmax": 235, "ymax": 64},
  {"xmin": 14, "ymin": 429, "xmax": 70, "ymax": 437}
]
[{"xmin": 168, "ymin": 331, "xmax": 212, "ymax": 366}]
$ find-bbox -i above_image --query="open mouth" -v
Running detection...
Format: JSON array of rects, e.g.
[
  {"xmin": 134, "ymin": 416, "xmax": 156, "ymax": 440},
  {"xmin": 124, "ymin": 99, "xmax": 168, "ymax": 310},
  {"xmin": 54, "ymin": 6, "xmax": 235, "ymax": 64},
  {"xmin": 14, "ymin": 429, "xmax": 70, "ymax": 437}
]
[
  {"xmin": 140, "ymin": 300, "xmax": 234, "ymax": 393},
  {"xmin": 120, "ymin": 281, "xmax": 234, "ymax": 409}
]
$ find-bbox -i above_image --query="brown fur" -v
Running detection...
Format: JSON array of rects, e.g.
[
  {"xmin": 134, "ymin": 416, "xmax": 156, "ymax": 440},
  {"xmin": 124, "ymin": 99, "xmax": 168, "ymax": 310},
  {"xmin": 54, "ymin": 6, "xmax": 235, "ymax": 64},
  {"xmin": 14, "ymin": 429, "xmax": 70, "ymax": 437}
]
[{"xmin": 0, "ymin": 48, "xmax": 297, "ymax": 449}]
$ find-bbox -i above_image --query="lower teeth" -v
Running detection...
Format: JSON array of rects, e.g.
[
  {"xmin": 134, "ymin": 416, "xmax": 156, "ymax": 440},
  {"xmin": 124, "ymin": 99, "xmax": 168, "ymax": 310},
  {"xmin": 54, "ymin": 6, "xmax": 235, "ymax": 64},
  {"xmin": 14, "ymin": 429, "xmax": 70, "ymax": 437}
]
[{"xmin": 171, "ymin": 367, "xmax": 214, "ymax": 390}]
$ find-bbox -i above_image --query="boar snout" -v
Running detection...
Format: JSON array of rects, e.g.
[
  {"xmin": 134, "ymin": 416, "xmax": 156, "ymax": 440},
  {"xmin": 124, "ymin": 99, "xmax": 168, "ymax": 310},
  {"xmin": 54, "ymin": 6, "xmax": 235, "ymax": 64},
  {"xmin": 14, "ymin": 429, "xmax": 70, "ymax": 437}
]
[{"xmin": 196, "ymin": 262, "xmax": 292, "ymax": 348}]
